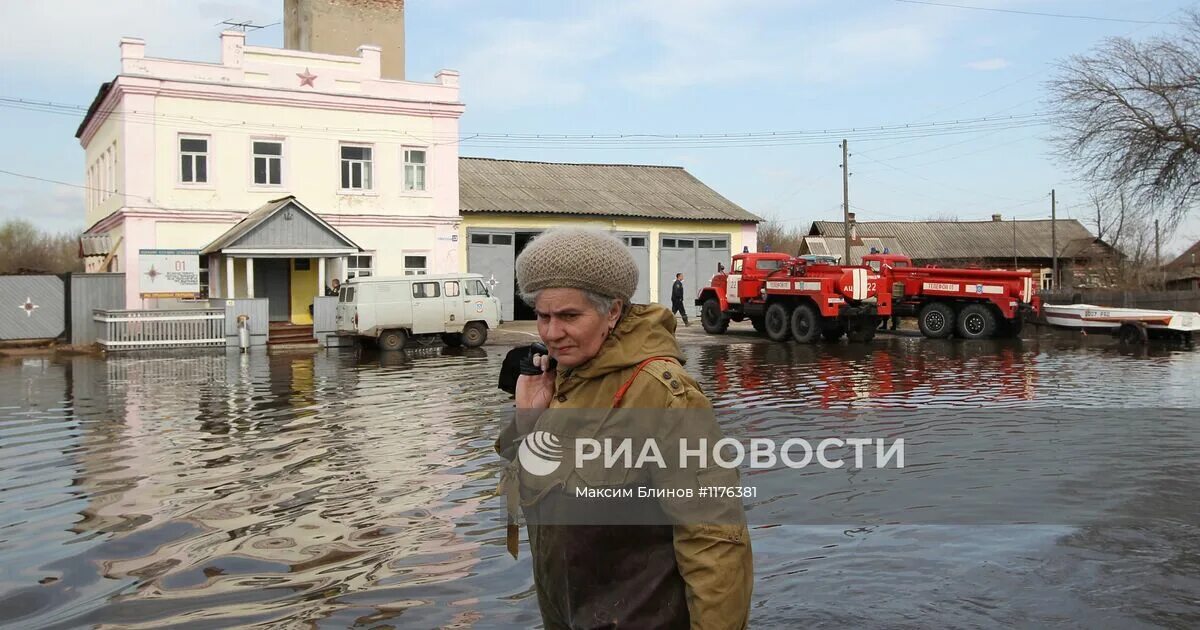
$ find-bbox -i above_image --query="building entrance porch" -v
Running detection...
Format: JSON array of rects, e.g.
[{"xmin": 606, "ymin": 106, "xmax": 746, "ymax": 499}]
[{"xmin": 200, "ymin": 197, "xmax": 363, "ymax": 328}]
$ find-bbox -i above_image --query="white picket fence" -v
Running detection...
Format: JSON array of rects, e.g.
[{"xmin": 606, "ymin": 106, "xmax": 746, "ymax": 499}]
[{"xmin": 93, "ymin": 308, "xmax": 225, "ymax": 351}]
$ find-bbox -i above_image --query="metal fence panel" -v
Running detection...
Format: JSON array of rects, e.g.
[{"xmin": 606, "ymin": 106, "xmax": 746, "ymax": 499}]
[
  {"xmin": 312, "ymin": 296, "xmax": 349, "ymax": 347},
  {"xmin": 0, "ymin": 275, "xmax": 65, "ymax": 341},
  {"xmin": 222, "ymin": 298, "xmax": 269, "ymax": 348},
  {"xmin": 69, "ymin": 273, "xmax": 125, "ymax": 345},
  {"xmin": 94, "ymin": 308, "xmax": 225, "ymax": 351}
]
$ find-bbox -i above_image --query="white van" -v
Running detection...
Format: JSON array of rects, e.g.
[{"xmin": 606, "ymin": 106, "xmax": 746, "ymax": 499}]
[{"xmin": 335, "ymin": 273, "xmax": 502, "ymax": 350}]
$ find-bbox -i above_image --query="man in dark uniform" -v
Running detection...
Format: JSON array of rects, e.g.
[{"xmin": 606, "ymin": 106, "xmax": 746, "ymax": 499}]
[{"xmin": 671, "ymin": 272, "xmax": 690, "ymax": 326}]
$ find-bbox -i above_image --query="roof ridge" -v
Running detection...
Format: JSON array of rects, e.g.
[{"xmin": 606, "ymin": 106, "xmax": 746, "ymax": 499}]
[{"xmin": 459, "ymin": 155, "xmax": 685, "ymax": 170}]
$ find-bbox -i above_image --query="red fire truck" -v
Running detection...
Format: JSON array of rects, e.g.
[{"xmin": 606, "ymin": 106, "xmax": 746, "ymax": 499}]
[
  {"xmin": 696, "ymin": 253, "xmax": 889, "ymax": 343},
  {"xmin": 861, "ymin": 253, "xmax": 1037, "ymax": 339}
]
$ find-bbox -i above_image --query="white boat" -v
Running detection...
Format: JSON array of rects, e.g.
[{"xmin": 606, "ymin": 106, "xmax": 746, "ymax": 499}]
[{"xmin": 1042, "ymin": 303, "xmax": 1200, "ymax": 332}]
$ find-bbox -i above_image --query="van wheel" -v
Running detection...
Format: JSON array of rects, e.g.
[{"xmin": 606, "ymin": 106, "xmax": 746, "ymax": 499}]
[
  {"xmin": 462, "ymin": 322, "xmax": 488, "ymax": 347},
  {"xmin": 379, "ymin": 329, "xmax": 407, "ymax": 351},
  {"xmin": 441, "ymin": 333, "xmax": 464, "ymax": 348}
]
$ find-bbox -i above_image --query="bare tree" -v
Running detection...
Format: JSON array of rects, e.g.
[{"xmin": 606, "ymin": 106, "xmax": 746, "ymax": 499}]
[
  {"xmin": 1049, "ymin": 11, "xmax": 1200, "ymax": 228},
  {"xmin": 755, "ymin": 214, "xmax": 807, "ymax": 255},
  {"xmin": 0, "ymin": 219, "xmax": 82, "ymax": 274},
  {"xmin": 1084, "ymin": 189, "xmax": 1167, "ymax": 287}
]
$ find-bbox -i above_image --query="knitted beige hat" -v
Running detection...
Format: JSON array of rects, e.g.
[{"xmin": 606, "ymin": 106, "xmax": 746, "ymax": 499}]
[{"xmin": 516, "ymin": 228, "xmax": 639, "ymax": 301}]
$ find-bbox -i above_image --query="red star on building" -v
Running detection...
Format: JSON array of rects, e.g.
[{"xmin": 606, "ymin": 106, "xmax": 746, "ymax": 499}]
[{"xmin": 297, "ymin": 68, "xmax": 317, "ymax": 87}]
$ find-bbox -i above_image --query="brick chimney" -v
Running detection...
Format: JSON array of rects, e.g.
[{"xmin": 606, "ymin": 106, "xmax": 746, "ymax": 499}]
[
  {"xmin": 848, "ymin": 211, "xmax": 858, "ymax": 242},
  {"xmin": 992, "ymin": 213, "xmax": 1003, "ymax": 221},
  {"xmin": 285, "ymin": 0, "xmax": 405, "ymax": 80}
]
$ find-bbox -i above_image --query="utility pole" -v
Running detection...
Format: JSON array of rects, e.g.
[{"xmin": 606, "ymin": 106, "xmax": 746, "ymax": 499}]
[
  {"xmin": 1051, "ymin": 189, "xmax": 1057, "ymax": 291},
  {"xmin": 841, "ymin": 139, "xmax": 851, "ymax": 265},
  {"xmin": 1155, "ymin": 218, "xmax": 1161, "ymax": 289}
]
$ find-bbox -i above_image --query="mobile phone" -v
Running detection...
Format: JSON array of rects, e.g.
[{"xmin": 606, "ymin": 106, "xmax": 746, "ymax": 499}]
[{"xmin": 497, "ymin": 342, "xmax": 558, "ymax": 396}]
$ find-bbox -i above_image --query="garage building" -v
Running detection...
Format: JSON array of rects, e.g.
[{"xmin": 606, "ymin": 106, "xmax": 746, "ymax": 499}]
[{"xmin": 459, "ymin": 157, "xmax": 761, "ymax": 320}]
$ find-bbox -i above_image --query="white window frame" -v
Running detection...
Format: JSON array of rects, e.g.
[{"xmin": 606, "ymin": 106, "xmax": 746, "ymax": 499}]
[
  {"xmin": 403, "ymin": 146, "xmax": 428, "ymax": 193},
  {"xmin": 339, "ymin": 142, "xmax": 374, "ymax": 192},
  {"xmin": 250, "ymin": 137, "xmax": 285, "ymax": 188},
  {"xmin": 178, "ymin": 134, "xmax": 211, "ymax": 187},
  {"xmin": 346, "ymin": 253, "xmax": 374, "ymax": 279},
  {"xmin": 403, "ymin": 252, "xmax": 429, "ymax": 276},
  {"xmin": 106, "ymin": 143, "xmax": 116, "ymax": 200}
]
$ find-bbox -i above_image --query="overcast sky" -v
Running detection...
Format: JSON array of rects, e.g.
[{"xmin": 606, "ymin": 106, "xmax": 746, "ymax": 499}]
[{"xmin": 1, "ymin": 0, "xmax": 1197, "ymax": 256}]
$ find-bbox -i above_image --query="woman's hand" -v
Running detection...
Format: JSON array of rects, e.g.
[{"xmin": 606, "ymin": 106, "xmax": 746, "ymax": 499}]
[{"xmin": 515, "ymin": 354, "xmax": 556, "ymax": 433}]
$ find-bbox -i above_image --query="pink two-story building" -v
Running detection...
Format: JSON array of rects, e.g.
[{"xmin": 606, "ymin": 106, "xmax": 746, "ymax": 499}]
[{"xmin": 77, "ymin": 30, "xmax": 463, "ymax": 324}]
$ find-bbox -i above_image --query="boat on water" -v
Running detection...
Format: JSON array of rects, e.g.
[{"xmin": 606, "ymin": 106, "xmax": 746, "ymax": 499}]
[{"xmin": 1042, "ymin": 303, "xmax": 1200, "ymax": 343}]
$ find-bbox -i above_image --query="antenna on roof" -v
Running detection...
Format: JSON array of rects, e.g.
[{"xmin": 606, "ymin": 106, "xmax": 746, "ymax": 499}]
[{"xmin": 217, "ymin": 19, "xmax": 279, "ymax": 32}]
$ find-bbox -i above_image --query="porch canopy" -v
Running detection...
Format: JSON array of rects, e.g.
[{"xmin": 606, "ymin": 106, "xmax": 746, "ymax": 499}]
[{"xmin": 201, "ymin": 196, "xmax": 361, "ymax": 310}]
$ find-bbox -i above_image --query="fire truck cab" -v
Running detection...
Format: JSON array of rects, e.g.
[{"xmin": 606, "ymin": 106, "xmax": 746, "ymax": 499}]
[{"xmin": 696, "ymin": 252, "xmax": 887, "ymax": 343}]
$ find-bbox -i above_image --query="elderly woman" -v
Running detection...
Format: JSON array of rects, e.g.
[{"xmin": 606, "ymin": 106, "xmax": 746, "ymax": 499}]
[{"xmin": 495, "ymin": 228, "xmax": 753, "ymax": 629}]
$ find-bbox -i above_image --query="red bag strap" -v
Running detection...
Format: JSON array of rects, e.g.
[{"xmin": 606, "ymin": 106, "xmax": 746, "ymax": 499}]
[{"xmin": 612, "ymin": 357, "xmax": 679, "ymax": 408}]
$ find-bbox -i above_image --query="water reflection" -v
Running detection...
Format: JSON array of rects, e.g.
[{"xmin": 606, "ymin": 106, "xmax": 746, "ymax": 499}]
[
  {"xmin": 0, "ymin": 335, "xmax": 1197, "ymax": 627},
  {"xmin": 699, "ymin": 338, "xmax": 1040, "ymax": 408}
]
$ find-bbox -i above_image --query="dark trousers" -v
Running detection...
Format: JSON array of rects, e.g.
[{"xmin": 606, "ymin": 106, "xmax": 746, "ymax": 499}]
[{"xmin": 671, "ymin": 300, "xmax": 689, "ymax": 325}]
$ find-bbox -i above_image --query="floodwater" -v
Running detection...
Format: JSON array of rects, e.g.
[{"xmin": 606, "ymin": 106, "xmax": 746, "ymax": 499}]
[{"xmin": 1, "ymin": 327, "xmax": 1197, "ymax": 628}]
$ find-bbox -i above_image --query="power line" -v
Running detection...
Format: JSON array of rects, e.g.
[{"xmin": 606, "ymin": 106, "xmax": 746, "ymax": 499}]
[
  {"xmin": 893, "ymin": 0, "xmax": 1176, "ymax": 25},
  {"xmin": 854, "ymin": 149, "xmax": 1039, "ymax": 204},
  {"xmin": 0, "ymin": 168, "xmax": 151, "ymax": 204},
  {"xmin": 0, "ymin": 95, "xmax": 1051, "ymax": 148}
]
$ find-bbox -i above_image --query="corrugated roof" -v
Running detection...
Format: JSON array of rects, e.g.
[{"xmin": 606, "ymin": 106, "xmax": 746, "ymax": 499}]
[
  {"xmin": 810, "ymin": 219, "xmax": 1099, "ymax": 260},
  {"xmin": 459, "ymin": 157, "xmax": 761, "ymax": 222},
  {"xmin": 800, "ymin": 236, "xmax": 905, "ymax": 263},
  {"xmin": 79, "ymin": 234, "xmax": 112, "ymax": 257}
]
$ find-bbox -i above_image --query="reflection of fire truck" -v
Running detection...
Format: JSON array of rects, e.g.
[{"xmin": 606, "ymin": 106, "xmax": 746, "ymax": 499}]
[
  {"xmin": 862, "ymin": 253, "xmax": 1037, "ymax": 339},
  {"xmin": 704, "ymin": 342, "xmax": 1038, "ymax": 408},
  {"xmin": 696, "ymin": 253, "xmax": 889, "ymax": 343}
]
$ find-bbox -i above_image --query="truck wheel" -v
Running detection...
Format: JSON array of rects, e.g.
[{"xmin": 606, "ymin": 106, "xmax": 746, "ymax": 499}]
[
  {"xmin": 750, "ymin": 317, "xmax": 766, "ymax": 333},
  {"xmin": 1117, "ymin": 322, "xmax": 1148, "ymax": 345},
  {"xmin": 997, "ymin": 316, "xmax": 1024, "ymax": 338},
  {"xmin": 379, "ymin": 329, "xmax": 408, "ymax": 351},
  {"xmin": 846, "ymin": 316, "xmax": 877, "ymax": 343},
  {"xmin": 918, "ymin": 302, "xmax": 955, "ymax": 339},
  {"xmin": 790, "ymin": 304, "xmax": 820, "ymax": 343},
  {"xmin": 956, "ymin": 304, "xmax": 996, "ymax": 339},
  {"xmin": 441, "ymin": 333, "xmax": 464, "ymax": 347},
  {"xmin": 764, "ymin": 302, "xmax": 792, "ymax": 342},
  {"xmin": 701, "ymin": 298, "xmax": 729, "ymax": 334},
  {"xmin": 462, "ymin": 322, "xmax": 488, "ymax": 347},
  {"xmin": 821, "ymin": 322, "xmax": 846, "ymax": 341}
]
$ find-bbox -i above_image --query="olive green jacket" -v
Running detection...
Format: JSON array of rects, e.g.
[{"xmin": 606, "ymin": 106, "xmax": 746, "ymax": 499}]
[{"xmin": 496, "ymin": 304, "xmax": 754, "ymax": 629}]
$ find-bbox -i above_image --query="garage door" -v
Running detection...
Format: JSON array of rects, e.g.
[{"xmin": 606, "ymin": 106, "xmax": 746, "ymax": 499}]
[
  {"xmin": 619, "ymin": 233, "xmax": 651, "ymax": 304},
  {"xmin": 467, "ymin": 231, "xmax": 515, "ymax": 321},
  {"xmin": 658, "ymin": 234, "xmax": 731, "ymax": 305},
  {"xmin": 696, "ymin": 236, "xmax": 731, "ymax": 287}
]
